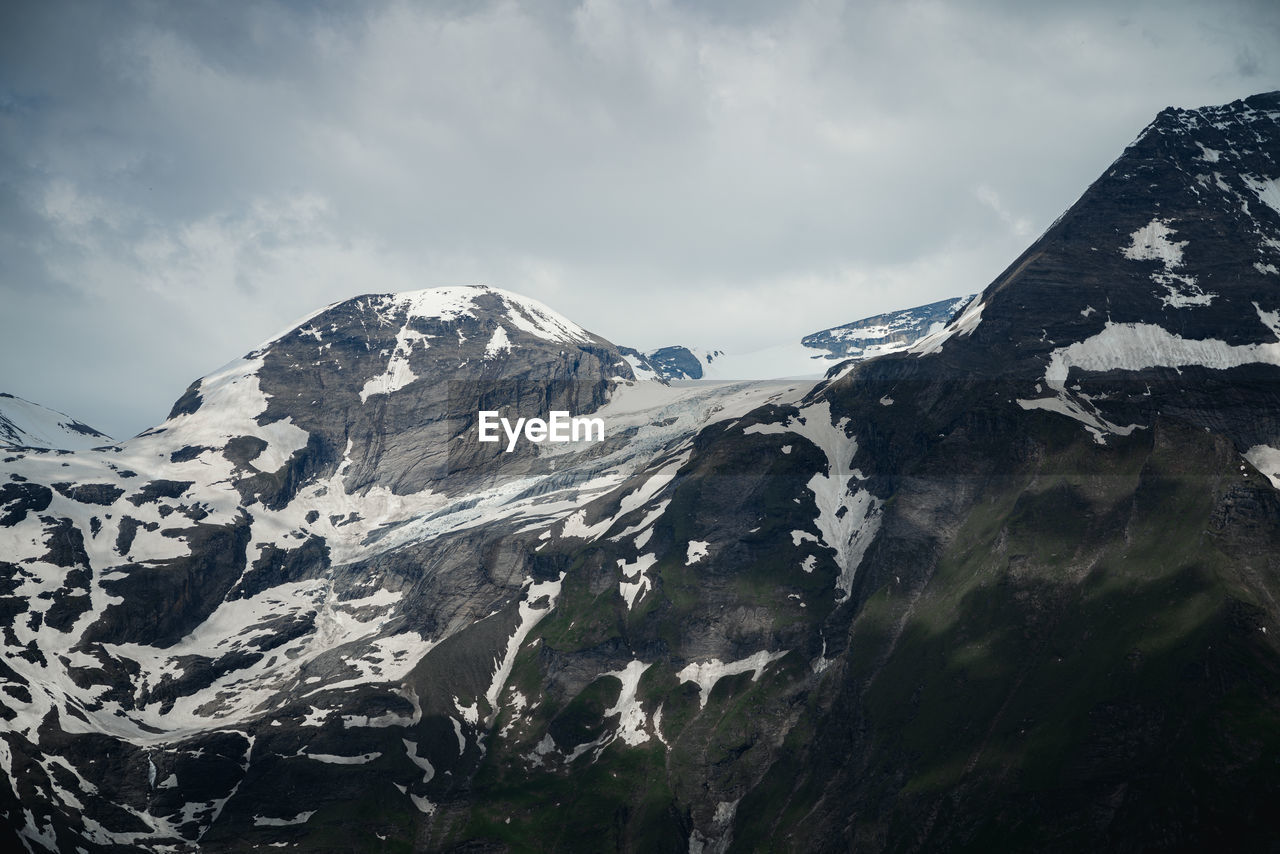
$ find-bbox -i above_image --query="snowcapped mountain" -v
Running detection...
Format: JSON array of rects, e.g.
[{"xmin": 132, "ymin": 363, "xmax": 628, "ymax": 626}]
[
  {"xmin": 0, "ymin": 283, "xmax": 811, "ymax": 851},
  {"xmin": 5, "ymin": 93, "xmax": 1280, "ymax": 852},
  {"xmin": 802, "ymin": 294, "xmax": 976, "ymax": 361},
  {"xmin": 0, "ymin": 393, "xmax": 111, "ymax": 451},
  {"xmin": 621, "ymin": 294, "xmax": 975, "ymax": 382}
]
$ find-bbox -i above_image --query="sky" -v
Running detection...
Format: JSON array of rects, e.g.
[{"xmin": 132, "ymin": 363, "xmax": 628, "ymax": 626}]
[{"xmin": 2, "ymin": 0, "xmax": 1279, "ymax": 439}]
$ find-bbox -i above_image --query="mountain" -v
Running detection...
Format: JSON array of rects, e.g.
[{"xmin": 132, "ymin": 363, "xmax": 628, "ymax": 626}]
[
  {"xmin": 0, "ymin": 284, "xmax": 811, "ymax": 852},
  {"xmin": 801, "ymin": 294, "xmax": 976, "ymax": 361},
  {"xmin": 0, "ymin": 393, "xmax": 112, "ymax": 451},
  {"xmin": 4, "ymin": 92, "xmax": 1280, "ymax": 852},
  {"xmin": 621, "ymin": 294, "xmax": 976, "ymax": 381}
]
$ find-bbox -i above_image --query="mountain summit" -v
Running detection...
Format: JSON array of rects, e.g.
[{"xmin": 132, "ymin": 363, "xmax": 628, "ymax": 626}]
[
  {"xmin": 4, "ymin": 94, "xmax": 1280, "ymax": 852},
  {"xmin": 161, "ymin": 284, "xmax": 636, "ymax": 499}
]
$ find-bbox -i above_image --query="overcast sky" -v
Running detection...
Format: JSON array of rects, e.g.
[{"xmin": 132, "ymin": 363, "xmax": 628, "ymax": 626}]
[{"xmin": 3, "ymin": 0, "xmax": 1278, "ymax": 438}]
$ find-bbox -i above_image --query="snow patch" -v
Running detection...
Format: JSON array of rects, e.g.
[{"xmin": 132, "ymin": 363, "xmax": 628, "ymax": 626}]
[
  {"xmin": 1016, "ymin": 396, "xmax": 1140, "ymax": 445},
  {"xmin": 791, "ymin": 530, "xmax": 818, "ymax": 546},
  {"xmin": 1021, "ymin": 307, "xmax": 1280, "ymax": 442},
  {"xmin": 1195, "ymin": 142, "xmax": 1221, "ymax": 163},
  {"xmin": 623, "ymin": 352, "xmax": 661, "ymax": 381},
  {"xmin": 484, "ymin": 325, "xmax": 512, "ymax": 359},
  {"xmin": 602, "ymin": 660, "xmax": 653, "ymax": 746},
  {"xmin": 618, "ymin": 554, "xmax": 658, "ymax": 610},
  {"xmin": 748, "ymin": 401, "xmax": 880, "ymax": 601},
  {"xmin": 254, "ymin": 811, "xmax": 316, "ymax": 827},
  {"xmin": 1045, "ymin": 313, "xmax": 1280, "ymax": 391},
  {"xmin": 403, "ymin": 739, "xmax": 435, "ymax": 783},
  {"xmin": 609, "ymin": 500, "xmax": 670, "ymax": 543},
  {"xmin": 685, "ymin": 540, "xmax": 709, "ymax": 565},
  {"xmin": 482, "ymin": 574, "xmax": 564, "ymax": 723},
  {"xmin": 1121, "ymin": 218, "xmax": 1215, "ymax": 308},
  {"xmin": 455, "ymin": 697, "xmax": 480, "ymax": 725},
  {"xmin": 304, "ymin": 751, "xmax": 380, "ymax": 765},
  {"xmin": 360, "ymin": 326, "xmax": 429, "ymax": 402},
  {"xmin": 410, "ymin": 794, "xmax": 437, "ymax": 815},
  {"xmin": 1244, "ymin": 445, "xmax": 1280, "ymax": 489},
  {"xmin": 677, "ymin": 650, "xmax": 789, "ymax": 708},
  {"xmin": 1243, "ymin": 175, "xmax": 1280, "ymax": 218}
]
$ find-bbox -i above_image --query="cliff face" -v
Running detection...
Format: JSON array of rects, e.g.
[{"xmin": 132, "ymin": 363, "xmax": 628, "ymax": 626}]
[{"xmin": 4, "ymin": 94, "xmax": 1280, "ymax": 853}]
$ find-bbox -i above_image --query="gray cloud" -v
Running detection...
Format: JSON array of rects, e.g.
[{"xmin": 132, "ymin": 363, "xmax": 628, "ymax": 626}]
[{"xmin": 2, "ymin": 0, "xmax": 1278, "ymax": 437}]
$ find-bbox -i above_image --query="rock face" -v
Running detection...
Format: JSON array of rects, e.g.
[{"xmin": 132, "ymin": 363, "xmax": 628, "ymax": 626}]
[
  {"xmin": 4, "ymin": 93, "xmax": 1280, "ymax": 853},
  {"xmin": 619, "ymin": 344, "xmax": 718, "ymax": 381},
  {"xmin": 167, "ymin": 286, "xmax": 635, "ymax": 501}
]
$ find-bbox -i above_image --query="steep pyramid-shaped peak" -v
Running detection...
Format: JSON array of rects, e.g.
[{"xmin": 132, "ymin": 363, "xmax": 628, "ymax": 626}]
[
  {"xmin": 839, "ymin": 92, "xmax": 1280, "ymax": 452},
  {"xmin": 906, "ymin": 91, "xmax": 1280, "ymax": 377}
]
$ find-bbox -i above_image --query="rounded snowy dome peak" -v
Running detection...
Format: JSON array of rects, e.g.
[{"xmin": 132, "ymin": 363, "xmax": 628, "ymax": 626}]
[
  {"xmin": 254, "ymin": 284, "xmax": 596, "ymax": 353},
  {"xmin": 380, "ymin": 285, "xmax": 594, "ymax": 346}
]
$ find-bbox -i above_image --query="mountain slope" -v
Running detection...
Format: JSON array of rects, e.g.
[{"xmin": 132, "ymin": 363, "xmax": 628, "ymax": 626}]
[
  {"xmin": 444, "ymin": 91, "xmax": 1280, "ymax": 850},
  {"xmin": 716, "ymin": 90, "xmax": 1280, "ymax": 849},
  {"xmin": 0, "ymin": 284, "xmax": 810, "ymax": 851}
]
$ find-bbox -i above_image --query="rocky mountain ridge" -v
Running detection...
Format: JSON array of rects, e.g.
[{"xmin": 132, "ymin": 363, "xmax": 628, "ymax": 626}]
[{"xmin": 620, "ymin": 294, "xmax": 975, "ymax": 382}]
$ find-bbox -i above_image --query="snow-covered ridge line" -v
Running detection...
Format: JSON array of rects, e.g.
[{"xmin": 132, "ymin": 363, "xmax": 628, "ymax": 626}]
[
  {"xmin": 372, "ymin": 285, "xmax": 594, "ymax": 345},
  {"xmin": 807, "ymin": 295, "xmax": 975, "ymax": 346},
  {"xmin": 910, "ymin": 296, "xmax": 986, "ymax": 356},
  {"xmin": 0, "ymin": 392, "xmax": 112, "ymax": 451}
]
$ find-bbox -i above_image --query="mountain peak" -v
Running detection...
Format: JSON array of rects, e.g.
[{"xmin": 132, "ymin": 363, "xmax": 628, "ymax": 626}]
[
  {"xmin": 1147, "ymin": 89, "xmax": 1280, "ymax": 135},
  {"xmin": 150, "ymin": 282, "xmax": 635, "ymax": 504},
  {"xmin": 289, "ymin": 285, "xmax": 596, "ymax": 348},
  {"xmin": 820, "ymin": 91, "xmax": 1280, "ymax": 459}
]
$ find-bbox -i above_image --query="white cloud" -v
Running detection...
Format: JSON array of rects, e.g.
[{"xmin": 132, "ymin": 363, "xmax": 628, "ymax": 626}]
[{"xmin": 975, "ymin": 185, "xmax": 1033, "ymax": 238}]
